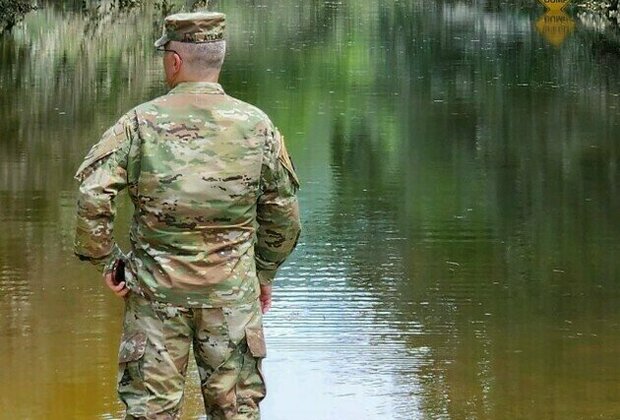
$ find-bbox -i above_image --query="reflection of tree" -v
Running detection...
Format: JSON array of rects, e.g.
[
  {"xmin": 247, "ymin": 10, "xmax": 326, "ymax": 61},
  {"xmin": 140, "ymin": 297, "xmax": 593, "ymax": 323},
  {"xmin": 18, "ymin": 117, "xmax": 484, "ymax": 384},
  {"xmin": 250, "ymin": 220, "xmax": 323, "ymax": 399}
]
[
  {"xmin": 578, "ymin": 0, "xmax": 619, "ymax": 16},
  {"xmin": 319, "ymin": 0, "xmax": 620, "ymax": 416},
  {"xmin": 189, "ymin": 0, "xmax": 209, "ymax": 11},
  {"xmin": 0, "ymin": 0, "xmax": 36, "ymax": 32}
]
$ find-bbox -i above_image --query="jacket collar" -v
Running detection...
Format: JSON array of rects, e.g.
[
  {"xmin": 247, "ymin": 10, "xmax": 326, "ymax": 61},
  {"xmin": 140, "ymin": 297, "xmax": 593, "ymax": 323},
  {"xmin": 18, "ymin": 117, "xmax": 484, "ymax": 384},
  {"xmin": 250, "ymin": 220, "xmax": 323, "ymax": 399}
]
[{"xmin": 169, "ymin": 81, "xmax": 225, "ymax": 95}]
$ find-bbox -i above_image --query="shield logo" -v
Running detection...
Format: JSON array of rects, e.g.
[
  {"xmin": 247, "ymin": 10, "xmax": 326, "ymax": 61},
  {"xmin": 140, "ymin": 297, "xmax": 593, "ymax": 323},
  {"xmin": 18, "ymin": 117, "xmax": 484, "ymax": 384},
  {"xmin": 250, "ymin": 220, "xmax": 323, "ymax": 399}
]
[
  {"xmin": 535, "ymin": 10, "xmax": 575, "ymax": 47},
  {"xmin": 537, "ymin": 0, "xmax": 571, "ymax": 12}
]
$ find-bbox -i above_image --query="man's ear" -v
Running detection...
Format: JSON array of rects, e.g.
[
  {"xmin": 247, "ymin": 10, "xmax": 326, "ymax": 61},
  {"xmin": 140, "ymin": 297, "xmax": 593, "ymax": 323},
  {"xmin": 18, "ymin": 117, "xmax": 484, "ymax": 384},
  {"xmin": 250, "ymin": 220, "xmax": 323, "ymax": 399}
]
[{"xmin": 173, "ymin": 53, "xmax": 183, "ymax": 73}]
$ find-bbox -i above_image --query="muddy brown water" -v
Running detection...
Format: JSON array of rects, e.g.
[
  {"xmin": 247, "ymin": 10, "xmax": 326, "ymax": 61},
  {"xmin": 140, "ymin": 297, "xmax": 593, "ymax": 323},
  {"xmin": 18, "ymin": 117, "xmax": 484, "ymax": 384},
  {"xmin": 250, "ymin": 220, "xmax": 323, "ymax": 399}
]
[{"xmin": 1, "ymin": 1, "xmax": 619, "ymax": 418}]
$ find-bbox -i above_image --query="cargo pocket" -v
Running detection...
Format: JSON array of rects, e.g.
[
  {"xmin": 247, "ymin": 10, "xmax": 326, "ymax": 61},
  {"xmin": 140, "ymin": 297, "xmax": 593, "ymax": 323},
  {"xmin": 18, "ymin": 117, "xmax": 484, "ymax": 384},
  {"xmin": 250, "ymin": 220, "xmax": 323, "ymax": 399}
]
[
  {"xmin": 117, "ymin": 330, "xmax": 147, "ymax": 391},
  {"xmin": 245, "ymin": 327, "xmax": 267, "ymax": 358},
  {"xmin": 246, "ymin": 327, "xmax": 267, "ymax": 389},
  {"xmin": 239, "ymin": 326, "xmax": 267, "ymax": 404}
]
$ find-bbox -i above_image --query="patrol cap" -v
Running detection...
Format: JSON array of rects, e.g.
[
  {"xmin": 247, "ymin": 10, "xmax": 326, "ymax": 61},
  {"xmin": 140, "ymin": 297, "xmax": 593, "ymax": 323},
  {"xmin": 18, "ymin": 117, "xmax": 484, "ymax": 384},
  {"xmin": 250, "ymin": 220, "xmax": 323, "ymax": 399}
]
[{"xmin": 154, "ymin": 12, "xmax": 226, "ymax": 48}]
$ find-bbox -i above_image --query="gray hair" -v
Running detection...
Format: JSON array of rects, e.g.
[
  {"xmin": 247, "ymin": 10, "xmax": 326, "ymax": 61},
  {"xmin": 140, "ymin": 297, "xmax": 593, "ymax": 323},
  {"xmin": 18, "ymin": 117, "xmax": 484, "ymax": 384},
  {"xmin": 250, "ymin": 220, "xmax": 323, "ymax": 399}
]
[{"xmin": 168, "ymin": 40, "xmax": 226, "ymax": 74}]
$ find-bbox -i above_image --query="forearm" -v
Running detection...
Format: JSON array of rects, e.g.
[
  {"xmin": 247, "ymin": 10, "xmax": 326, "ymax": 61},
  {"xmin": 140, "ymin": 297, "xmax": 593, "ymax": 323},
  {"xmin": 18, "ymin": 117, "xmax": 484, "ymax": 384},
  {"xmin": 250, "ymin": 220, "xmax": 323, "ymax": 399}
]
[
  {"xmin": 74, "ymin": 191, "xmax": 122, "ymax": 272},
  {"xmin": 255, "ymin": 196, "xmax": 301, "ymax": 285},
  {"xmin": 75, "ymin": 243, "xmax": 124, "ymax": 273},
  {"xmin": 74, "ymin": 159, "xmax": 127, "ymax": 272}
]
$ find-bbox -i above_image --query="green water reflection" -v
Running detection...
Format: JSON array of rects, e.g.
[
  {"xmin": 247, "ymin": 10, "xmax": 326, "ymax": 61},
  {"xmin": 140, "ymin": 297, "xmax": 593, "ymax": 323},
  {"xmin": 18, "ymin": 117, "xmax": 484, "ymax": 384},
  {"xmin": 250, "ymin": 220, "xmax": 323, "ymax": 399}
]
[{"xmin": 1, "ymin": 0, "xmax": 619, "ymax": 418}]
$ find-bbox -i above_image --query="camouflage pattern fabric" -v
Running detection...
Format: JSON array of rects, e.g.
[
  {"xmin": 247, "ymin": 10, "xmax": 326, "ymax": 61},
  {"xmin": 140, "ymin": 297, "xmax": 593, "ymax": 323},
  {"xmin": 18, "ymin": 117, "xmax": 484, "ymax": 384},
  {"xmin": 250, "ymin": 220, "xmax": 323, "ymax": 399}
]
[
  {"xmin": 154, "ymin": 12, "xmax": 226, "ymax": 48},
  {"xmin": 74, "ymin": 81, "xmax": 301, "ymax": 308},
  {"xmin": 118, "ymin": 292, "xmax": 266, "ymax": 419}
]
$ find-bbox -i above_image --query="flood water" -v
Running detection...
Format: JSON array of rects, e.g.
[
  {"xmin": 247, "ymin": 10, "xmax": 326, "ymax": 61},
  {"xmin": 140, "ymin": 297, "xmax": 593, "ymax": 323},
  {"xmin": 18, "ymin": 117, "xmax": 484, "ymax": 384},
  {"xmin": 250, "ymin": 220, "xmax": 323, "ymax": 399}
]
[{"xmin": 1, "ymin": 0, "xmax": 620, "ymax": 418}]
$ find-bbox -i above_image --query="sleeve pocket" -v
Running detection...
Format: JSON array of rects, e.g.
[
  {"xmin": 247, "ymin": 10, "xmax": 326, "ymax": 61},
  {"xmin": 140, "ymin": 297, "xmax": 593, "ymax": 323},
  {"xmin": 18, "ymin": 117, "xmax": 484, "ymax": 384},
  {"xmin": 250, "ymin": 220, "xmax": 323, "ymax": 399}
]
[
  {"xmin": 74, "ymin": 120, "xmax": 128, "ymax": 182},
  {"xmin": 245, "ymin": 327, "xmax": 267, "ymax": 358}
]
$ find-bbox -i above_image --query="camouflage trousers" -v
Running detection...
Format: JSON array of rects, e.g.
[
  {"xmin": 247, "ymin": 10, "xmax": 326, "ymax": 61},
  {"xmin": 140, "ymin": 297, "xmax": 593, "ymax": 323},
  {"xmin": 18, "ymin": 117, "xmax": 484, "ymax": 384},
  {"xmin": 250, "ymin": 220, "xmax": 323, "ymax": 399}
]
[{"xmin": 117, "ymin": 292, "xmax": 267, "ymax": 419}]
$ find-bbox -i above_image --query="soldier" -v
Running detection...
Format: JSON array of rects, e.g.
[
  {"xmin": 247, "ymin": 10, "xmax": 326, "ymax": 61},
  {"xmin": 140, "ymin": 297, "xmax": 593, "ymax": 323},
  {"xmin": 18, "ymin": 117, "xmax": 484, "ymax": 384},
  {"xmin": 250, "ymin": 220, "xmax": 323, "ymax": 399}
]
[{"xmin": 73, "ymin": 12, "xmax": 301, "ymax": 419}]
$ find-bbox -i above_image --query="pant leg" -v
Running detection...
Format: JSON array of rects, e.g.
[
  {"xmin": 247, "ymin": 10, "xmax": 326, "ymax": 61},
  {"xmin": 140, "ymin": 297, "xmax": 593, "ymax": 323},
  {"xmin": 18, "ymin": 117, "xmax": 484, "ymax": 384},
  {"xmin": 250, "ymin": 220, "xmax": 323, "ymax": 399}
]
[
  {"xmin": 117, "ymin": 293, "xmax": 193, "ymax": 419},
  {"xmin": 193, "ymin": 300, "xmax": 267, "ymax": 420}
]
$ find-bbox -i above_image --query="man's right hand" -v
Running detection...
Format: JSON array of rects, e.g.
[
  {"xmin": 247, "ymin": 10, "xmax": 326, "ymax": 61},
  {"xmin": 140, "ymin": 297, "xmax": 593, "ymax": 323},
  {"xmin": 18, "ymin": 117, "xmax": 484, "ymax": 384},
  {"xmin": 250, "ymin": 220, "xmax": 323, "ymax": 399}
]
[{"xmin": 104, "ymin": 271, "xmax": 130, "ymax": 298}]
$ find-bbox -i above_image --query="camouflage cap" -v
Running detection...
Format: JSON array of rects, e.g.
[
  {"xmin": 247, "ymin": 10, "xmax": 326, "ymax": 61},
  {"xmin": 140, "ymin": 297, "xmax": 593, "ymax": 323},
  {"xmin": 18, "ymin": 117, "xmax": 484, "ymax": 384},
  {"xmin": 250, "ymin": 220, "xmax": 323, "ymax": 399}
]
[{"xmin": 154, "ymin": 12, "xmax": 226, "ymax": 48}]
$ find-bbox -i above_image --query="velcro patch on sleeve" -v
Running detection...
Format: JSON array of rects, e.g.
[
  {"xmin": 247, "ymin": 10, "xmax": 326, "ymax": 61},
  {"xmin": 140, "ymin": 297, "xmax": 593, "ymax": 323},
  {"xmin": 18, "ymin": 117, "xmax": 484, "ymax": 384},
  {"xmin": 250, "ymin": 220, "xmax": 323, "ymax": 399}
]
[
  {"xmin": 74, "ymin": 119, "xmax": 128, "ymax": 181},
  {"xmin": 277, "ymin": 134, "xmax": 300, "ymax": 188}
]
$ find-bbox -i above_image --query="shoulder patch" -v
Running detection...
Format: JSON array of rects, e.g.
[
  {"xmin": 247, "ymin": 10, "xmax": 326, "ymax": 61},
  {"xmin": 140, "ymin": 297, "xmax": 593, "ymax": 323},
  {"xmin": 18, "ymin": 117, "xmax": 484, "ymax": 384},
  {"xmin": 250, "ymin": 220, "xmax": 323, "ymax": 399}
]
[
  {"xmin": 74, "ymin": 118, "xmax": 129, "ymax": 182},
  {"xmin": 277, "ymin": 134, "xmax": 300, "ymax": 189}
]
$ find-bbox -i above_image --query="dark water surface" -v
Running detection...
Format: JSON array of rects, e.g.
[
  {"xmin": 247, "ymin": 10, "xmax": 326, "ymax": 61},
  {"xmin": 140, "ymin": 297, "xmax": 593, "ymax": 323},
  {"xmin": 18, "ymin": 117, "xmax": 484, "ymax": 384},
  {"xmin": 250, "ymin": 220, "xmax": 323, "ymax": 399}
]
[{"xmin": 1, "ymin": 0, "xmax": 619, "ymax": 418}]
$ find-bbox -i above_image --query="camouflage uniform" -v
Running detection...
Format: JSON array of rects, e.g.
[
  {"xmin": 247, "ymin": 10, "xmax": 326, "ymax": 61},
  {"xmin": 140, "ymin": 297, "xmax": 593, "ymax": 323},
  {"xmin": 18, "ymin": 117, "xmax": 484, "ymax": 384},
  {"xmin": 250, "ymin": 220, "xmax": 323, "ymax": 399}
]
[
  {"xmin": 118, "ymin": 294, "xmax": 267, "ymax": 419},
  {"xmin": 74, "ymin": 12, "xmax": 300, "ymax": 419}
]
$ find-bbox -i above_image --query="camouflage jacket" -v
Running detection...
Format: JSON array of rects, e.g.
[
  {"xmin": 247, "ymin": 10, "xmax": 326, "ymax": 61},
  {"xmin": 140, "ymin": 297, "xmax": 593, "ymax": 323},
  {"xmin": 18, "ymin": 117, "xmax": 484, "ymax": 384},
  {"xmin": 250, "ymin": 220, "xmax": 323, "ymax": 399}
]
[{"xmin": 74, "ymin": 82, "xmax": 301, "ymax": 308}]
